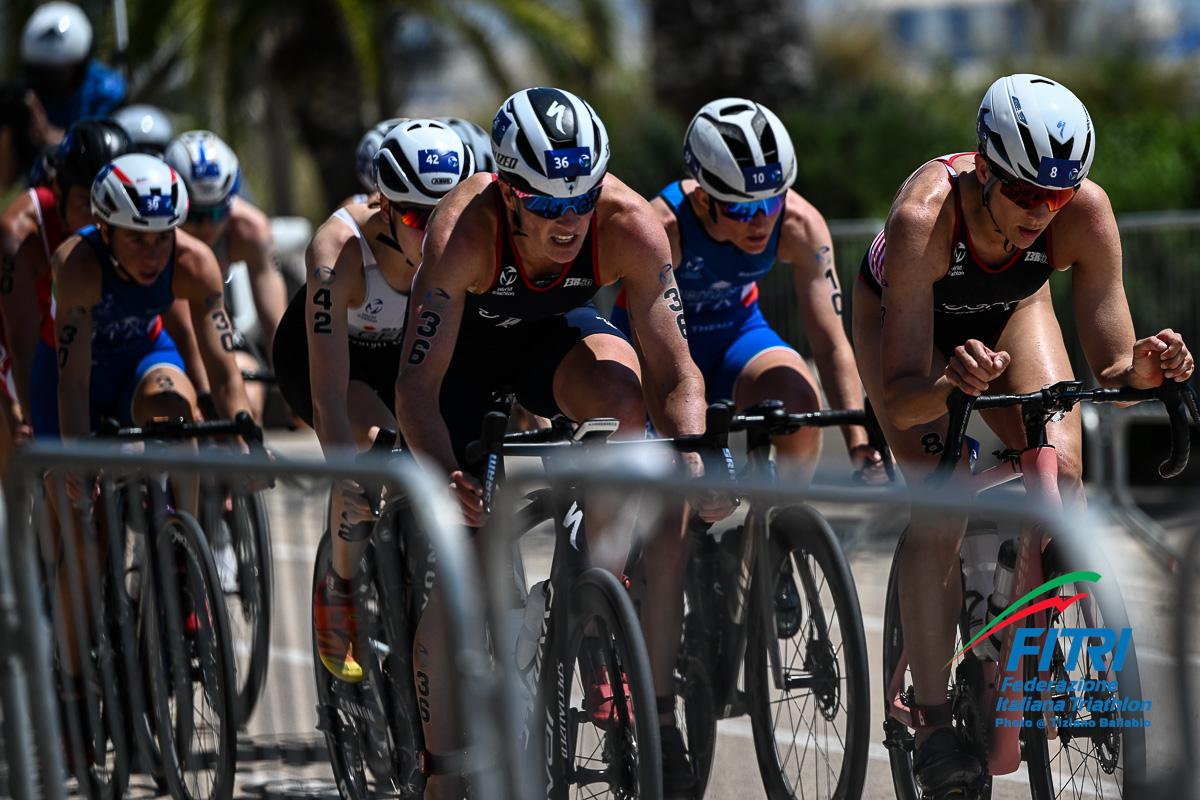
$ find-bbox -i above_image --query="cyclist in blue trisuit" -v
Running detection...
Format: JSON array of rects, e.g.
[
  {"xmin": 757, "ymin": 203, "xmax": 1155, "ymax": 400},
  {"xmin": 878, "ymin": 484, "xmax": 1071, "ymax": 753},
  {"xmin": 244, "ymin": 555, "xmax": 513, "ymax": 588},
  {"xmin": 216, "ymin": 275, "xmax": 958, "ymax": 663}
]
[
  {"xmin": 2, "ymin": 2, "xmax": 126, "ymax": 189},
  {"xmin": 393, "ymin": 86, "xmax": 729, "ymax": 799},
  {"xmin": 39, "ymin": 152, "xmax": 252, "ymax": 739},
  {"xmin": 613, "ymin": 97, "xmax": 883, "ymax": 482},
  {"xmin": 166, "ymin": 130, "xmax": 288, "ymax": 421}
]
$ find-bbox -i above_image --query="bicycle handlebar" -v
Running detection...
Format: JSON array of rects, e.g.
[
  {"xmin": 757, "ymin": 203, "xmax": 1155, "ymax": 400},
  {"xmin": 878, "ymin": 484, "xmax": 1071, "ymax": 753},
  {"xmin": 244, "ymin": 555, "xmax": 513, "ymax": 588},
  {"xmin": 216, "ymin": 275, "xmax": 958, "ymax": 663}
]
[
  {"xmin": 935, "ymin": 381, "xmax": 1200, "ymax": 483},
  {"xmin": 97, "ymin": 410, "xmax": 265, "ymax": 452}
]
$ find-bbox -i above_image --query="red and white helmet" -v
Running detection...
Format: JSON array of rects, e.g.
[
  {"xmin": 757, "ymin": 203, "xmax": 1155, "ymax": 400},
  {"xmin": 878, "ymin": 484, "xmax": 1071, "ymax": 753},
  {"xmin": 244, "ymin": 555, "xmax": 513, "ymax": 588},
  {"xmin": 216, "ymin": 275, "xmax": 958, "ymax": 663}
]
[{"xmin": 91, "ymin": 153, "xmax": 189, "ymax": 231}]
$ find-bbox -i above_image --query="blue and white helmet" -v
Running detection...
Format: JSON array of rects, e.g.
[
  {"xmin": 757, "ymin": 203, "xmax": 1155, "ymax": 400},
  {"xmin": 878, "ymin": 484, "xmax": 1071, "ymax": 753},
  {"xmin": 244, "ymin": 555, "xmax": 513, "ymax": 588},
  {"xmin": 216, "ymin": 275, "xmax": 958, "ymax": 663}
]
[
  {"xmin": 164, "ymin": 130, "xmax": 241, "ymax": 206},
  {"xmin": 91, "ymin": 153, "xmax": 189, "ymax": 231},
  {"xmin": 977, "ymin": 74, "xmax": 1094, "ymax": 189},
  {"xmin": 21, "ymin": 2, "xmax": 92, "ymax": 67},
  {"xmin": 491, "ymin": 87, "xmax": 609, "ymax": 197},
  {"xmin": 683, "ymin": 98, "xmax": 796, "ymax": 202},
  {"xmin": 373, "ymin": 119, "xmax": 472, "ymax": 206},
  {"xmin": 355, "ymin": 117, "xmax": 406, "ymax": 192}
]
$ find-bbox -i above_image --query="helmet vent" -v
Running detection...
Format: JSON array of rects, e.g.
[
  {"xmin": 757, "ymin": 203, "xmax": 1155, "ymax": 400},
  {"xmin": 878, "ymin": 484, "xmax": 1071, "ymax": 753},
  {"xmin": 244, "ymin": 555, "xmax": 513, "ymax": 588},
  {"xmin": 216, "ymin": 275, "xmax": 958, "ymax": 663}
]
[
  {"xmin": 1017, "ymin": 124, "xmax": 1041, "ymax": 180},
  {"xmin": 515, "ymin": 131, "xmax": 545, "ymax": 178},
  {"xmin": 718, "ymin": 103, "xmax": 753, "ymax": 116}
]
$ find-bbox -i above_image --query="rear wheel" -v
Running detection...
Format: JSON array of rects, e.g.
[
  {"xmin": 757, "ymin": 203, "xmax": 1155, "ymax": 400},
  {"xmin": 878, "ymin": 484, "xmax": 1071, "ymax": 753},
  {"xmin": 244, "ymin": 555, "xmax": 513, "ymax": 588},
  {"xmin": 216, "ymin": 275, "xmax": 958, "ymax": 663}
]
[{"xmin": 745, "ymin": 505, "xmax": 870, "ymax": 800}]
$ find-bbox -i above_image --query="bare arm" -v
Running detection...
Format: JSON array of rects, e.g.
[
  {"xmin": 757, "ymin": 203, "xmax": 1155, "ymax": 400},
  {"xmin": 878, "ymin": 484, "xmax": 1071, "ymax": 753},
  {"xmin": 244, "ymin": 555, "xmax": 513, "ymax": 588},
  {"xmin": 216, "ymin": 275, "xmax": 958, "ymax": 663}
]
[
  {"xmin": 174, "ymin": 238, "xmax": 251, "ymax": 420},
  {"xmin": 613, "ymin": 191, "xmax": 705, "ymax": 438},
  {"xmin": 1060, "ymin": 184, "xmax": 1144, "ymax": 386},
  {"xmin": 52, "ymin": 240, "xmax": 99, "ymax": 441},
  {"xmin": 878, "ymin": 174, "xmax": 961, "ymax": 429},
  {"xmin": 305, "ymin": 221, "xmax": 359, "ymax": 455},
  {"xmin": 779, "ymin": 195, "xmax": 869, "ymax": 450},
  {"xmin": 1, "ymin": 212, "xmax": 45, "ymax": 415},
  {"xmin": 161, "ymin": 297, "xmax": 210, "ymax": 395},
  {"xmin": 394, "ymin": 181, "xmax": 493, "ymax": 475},
  {"xmin": 231, "ymin": 202, "xmax": 287, "ymax": 362}
]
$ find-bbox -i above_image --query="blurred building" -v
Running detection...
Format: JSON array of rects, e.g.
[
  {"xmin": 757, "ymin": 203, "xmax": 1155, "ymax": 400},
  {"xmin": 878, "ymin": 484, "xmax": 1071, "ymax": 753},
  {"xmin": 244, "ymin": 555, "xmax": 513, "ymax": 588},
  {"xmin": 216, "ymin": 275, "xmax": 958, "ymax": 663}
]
[{"xmin": 808, "ymin": 0, "xmax": 1200, "ymax": 66}]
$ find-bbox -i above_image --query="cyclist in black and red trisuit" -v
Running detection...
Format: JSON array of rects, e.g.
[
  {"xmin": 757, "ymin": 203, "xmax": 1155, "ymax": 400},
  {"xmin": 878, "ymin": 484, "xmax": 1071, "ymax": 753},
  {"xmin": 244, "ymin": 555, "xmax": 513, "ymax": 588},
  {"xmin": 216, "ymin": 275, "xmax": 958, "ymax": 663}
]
[
  {"xmin": 852, "ymin": 73, "xmax": 1195, "ymax": 794},
  {"xmin": 393, "ymin": 86, "xmax": 729, "ymax": 799}
]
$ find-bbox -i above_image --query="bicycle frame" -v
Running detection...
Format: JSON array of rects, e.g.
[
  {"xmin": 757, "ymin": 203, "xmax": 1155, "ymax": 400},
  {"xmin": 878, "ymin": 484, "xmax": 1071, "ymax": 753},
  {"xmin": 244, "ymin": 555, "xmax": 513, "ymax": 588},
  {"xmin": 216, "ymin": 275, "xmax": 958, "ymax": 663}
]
[{"xmin": 885, "ymin": 381, "xmax": 1198, "ymax": 777}]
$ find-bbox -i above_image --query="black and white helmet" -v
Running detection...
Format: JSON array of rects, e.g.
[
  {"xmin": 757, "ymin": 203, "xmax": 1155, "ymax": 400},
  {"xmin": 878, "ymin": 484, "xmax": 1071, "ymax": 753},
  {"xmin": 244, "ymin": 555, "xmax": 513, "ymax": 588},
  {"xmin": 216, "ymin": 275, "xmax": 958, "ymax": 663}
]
[
  {"xmin": 977, "ymin": 74, "xmax": 1094, "ymax": 189},
  {"xmin": 491, "ymin": 87, "xmax": 609, "ymax": 197},
  {"xmin": 373, "ymin": 119, "xmax": 473, "ymax": 207},
  {"xmin": 683, "ymin": 98, "xmax": 796, "ymax": 202},
  {"xmin": 355, "ymin": 117, "xmax": 405, "ymax": 192},
  {"xmin": 91, "ymin": 153, "xmax": 189, "ymax": 231},
  {"xmin": 437, "ymin": 118, "xmax": 495, "ymax": 174}
]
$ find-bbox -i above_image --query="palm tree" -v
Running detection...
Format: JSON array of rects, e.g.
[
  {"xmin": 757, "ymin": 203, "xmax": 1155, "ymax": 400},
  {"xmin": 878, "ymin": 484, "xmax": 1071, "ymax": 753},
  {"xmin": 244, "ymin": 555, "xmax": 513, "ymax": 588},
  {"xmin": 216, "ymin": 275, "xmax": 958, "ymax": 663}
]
[
  {"xmin": 106, "ymin": 0, "xmax": 616, "ymax": 212},
  {"xmin": 649, "ymin": 0, "xmax": 810, "ymax": 118}
]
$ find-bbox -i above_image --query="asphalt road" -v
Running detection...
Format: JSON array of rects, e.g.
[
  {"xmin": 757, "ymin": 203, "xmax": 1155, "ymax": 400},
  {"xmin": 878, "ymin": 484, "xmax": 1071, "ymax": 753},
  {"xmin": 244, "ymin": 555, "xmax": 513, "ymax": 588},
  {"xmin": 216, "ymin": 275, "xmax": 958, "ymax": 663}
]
[{"xmin": 102, "ymin": 427, "xmax": 1200, "ymax": 798}]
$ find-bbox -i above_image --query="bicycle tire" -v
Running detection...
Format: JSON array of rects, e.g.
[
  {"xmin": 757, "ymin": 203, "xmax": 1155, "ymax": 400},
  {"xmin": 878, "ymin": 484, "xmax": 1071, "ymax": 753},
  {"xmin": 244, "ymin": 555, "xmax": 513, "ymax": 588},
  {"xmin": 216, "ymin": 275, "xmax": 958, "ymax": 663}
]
[
  {"xmin": 143, "ymin": 510, "xmax": 237, "ymax": 800},
  {"xmin": 1023, "ymin": 539, "xmax": 1147, "ymax": 799},
  {"xmin": 552, "ymin": 567, "xmax": 661, "ymax": 800},
  {"xmin": 677, "ymin": 527, "xmax": 722, "ymax": 799},
  {"xmin": 72, "ymin": 545, "xmax": 132, "ymax": 800},
  {"xmin": 225, "ymin": 490, "xmax": 273, "ymax": 727},
  {"xmin": 310, "ymin": 531, "xmax": 421, "ymax": 799},
  {"xmin": 745, "ymin": 504, "xmax": 870, "ymax": 800},
  {"xmin": 881, "ymin": 530, "xmax": 921, "ymax": 800}
]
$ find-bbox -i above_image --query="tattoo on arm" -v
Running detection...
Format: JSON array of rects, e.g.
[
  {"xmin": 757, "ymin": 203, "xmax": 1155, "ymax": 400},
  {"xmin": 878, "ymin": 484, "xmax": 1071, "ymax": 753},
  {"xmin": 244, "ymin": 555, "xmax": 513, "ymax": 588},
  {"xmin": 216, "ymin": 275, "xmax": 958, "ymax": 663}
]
[
  {"xmin": 816, "ymin": 246, "xmax": 843, "ymax": 317},
  {"xmin": 56, "ymin": 305, "xmax": 87, "ymax": 369},
  {"xmin": 407, "ymin": 309, "xmax": 442, "ymax": 365},
  {"xmin": 203, "ymin": 291, "xmax": 225, "ymax": 311},
  {"xmin": 1, "ymin": 252, "xmax": 15, "ymax": 295},
  {"xmin": 210, "ymin": 308, "xmax": 236, "ymax": 351},
  {"xmin": 659, "ymin": 265, "xmax": 687, "ymax": 339},
  {"xmin": 313, "ymin": 266, "xmax": 336, "ymax": 285},
  {"xmin": 311, "ymin": 285, "xmax": 333, "ymax": 334}
]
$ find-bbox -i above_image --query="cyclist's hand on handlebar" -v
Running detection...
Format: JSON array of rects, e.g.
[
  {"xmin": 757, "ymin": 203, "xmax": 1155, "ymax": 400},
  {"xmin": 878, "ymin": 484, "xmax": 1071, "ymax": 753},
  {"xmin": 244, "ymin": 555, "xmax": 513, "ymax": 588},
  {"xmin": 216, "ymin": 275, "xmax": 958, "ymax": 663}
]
[
  {"xmin": 943, "ymin": 340, "xmax": 1010, "ymax": 396},
  {"xmin": 1132, "ymin": 329, "xmax": 1194, "ymax": 385},
  {"xmin": 682, "ymin": 451, "xmax": 738, "ymax": 522},
  {"xmin": 850, "ymin": 443, "xmax": 888, "ymax": 485},
  {"xmin": 449, "ymin": 470, "xmax": 486, "ymax": 528},
  {"xmin": 337, "ymin": 479, "xmax": 375, "ymax": 526}
]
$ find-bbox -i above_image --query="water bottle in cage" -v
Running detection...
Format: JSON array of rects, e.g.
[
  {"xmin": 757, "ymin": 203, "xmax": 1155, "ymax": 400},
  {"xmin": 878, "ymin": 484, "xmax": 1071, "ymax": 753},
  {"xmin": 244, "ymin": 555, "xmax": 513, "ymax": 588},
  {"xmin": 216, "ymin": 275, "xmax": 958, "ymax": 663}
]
[
  {"xmin": 961, "ymin": 518, "xmax": 1000, "ymax": 659},
  {"xmin": 971, "ymin": 538, "xmax": 1017, "ymax": 663}
]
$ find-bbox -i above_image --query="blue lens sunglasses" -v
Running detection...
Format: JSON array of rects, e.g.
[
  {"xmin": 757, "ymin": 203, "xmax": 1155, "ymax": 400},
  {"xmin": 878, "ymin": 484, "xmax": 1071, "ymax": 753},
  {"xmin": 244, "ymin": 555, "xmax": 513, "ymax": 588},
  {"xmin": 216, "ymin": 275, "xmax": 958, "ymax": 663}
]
[
  {"xmin": 510, "ymin": 184, "xmax": 603, "ymax": 219},
  {"xmin": 716, "ymin": 193, "xmax": 786, "ymax": 222}
]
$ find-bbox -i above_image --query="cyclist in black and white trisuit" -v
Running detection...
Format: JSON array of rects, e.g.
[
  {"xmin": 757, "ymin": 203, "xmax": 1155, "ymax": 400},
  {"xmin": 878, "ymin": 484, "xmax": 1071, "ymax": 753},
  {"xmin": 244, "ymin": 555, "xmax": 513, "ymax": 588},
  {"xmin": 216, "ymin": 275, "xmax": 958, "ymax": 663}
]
[
  {"xmin": 393, "ymin": 86, "xmax": 729, "ymax": 799},
  {"xmin": 273, "ymin": 120, "xmax": 473, "ymax": 683},
  {"xmin": 166, "ymin": 130, "xmax": 288, "ymax": 420}
]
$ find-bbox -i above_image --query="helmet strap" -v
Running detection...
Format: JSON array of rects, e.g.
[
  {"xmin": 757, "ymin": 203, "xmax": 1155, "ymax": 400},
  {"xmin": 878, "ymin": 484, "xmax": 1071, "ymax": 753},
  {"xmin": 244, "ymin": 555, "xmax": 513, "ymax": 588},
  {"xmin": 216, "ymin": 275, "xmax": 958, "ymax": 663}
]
[{"xmin": 979, "ymin": 173, "xmax": 1016, "ymax": 254}]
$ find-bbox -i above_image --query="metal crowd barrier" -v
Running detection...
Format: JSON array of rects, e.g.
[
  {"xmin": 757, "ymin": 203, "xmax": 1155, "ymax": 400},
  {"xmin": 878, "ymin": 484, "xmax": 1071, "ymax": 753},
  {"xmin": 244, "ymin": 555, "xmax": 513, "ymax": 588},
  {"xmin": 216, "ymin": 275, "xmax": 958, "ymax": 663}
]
[{"xmin": 2, "ymin": 443, "xmax": 504, "ymax": 799}]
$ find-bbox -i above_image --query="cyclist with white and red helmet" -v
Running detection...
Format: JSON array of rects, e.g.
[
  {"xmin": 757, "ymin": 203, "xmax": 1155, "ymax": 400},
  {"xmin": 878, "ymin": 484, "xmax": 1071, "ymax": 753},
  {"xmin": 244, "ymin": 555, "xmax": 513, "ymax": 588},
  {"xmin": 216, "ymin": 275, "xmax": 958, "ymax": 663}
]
[
  {"xmin": 393, "ymin": 86, "xmax": 725, "ymax": 798},
  {"xmin": 614, "ymin": 97, "xmax": 882, "ymax": 482},
  {"xmin": 35, "ymin": 152, "xmax": 251, "ymax": 442},
  {"xmin": 852, "ymin": 73, "xmax": 1194, "ymax": 793},
  {"xmin": 286, "ymin": 119, "xmax": 473, "ymax": 682},
  {"xmin": 165, "ymin": 129, "xmax": 287, "ymax": 420},
  {"xmin": 0, "ymin": 119, "xmax": 130, "ymax": 458}
]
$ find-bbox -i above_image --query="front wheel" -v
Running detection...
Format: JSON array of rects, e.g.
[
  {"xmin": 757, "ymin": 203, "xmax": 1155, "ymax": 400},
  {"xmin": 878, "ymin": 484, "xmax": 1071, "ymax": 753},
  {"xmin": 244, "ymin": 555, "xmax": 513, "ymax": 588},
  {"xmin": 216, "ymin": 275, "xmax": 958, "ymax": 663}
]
[
  {"xmin": 553, "ymin": 567, "xmax": 661, "ymax": 799},
  {"xmin": 1023, "ymin": 539, "xmax": 1147, "ymax": 799},
  {"xmin": 745, "ymin": 505, "xmax": 871, "ymax": 800},
  {"xmin": 142, "ymin": 511, "xmax": 237, "ymax": 800}
]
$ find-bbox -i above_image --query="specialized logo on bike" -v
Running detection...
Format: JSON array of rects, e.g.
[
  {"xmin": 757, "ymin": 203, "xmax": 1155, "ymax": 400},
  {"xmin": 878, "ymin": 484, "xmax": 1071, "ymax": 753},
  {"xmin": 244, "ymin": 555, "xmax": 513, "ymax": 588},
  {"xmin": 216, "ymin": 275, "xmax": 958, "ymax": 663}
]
[{"xmin": 949, "ymin": 570, "xmax": 1148, "ymax": 729}]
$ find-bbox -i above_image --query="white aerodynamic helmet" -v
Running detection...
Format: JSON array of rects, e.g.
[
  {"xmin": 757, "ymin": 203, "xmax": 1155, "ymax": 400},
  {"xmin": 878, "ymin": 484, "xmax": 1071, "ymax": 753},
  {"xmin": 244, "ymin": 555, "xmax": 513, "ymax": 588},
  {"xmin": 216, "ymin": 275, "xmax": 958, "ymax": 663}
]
[
  {"xmin": 91, "ymin": 153, "xmax": 189, "ymax": 231},
  {"xmin": 373, "ymin": 118, "xmax": 473, "ymax": 206},
  {"xmin": 437, "ymin": 117, "xmax": 495, "ymax": 174},
  {"xmin": 164, "ymin": 130, "xmax": 241, "ymax": 206},
  {"xmin": 491, "ymin": 87, "xmax": 609, "ymax": 197},
  {"xmin": 683, "ymin": 98, "xmax": 796, "ymax": 202},
  {"xmin": 111, "ymin": 105, "xmax": 175, "ymax": 156},
  {"xmin": 355, "ymin": 117, "xmax": 406, "ymax": 192},
  {"xmin": 21, "ymin": 2, "xmax": 92, "ymax": 67},
  {"xmin": 976, "ymin": 74, "xmax": 1094, "ymax": 189}
]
